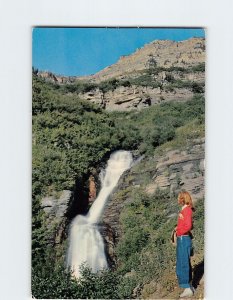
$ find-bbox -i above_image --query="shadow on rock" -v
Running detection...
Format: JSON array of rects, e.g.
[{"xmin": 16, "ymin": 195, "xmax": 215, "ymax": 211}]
[{"xmin": 192, "ymin": 258, "xmax": 204, "ymax": 289}]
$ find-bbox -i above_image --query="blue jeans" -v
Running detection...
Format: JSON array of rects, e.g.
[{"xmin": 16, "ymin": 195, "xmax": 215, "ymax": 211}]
[{"xmin": 176, "ymin": 236, "xmax": 192, "ymax": 288}]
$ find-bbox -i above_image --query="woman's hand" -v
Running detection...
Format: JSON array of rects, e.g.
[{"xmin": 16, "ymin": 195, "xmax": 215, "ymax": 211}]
[{"xmin": 171, "ymin": 227, "xmax": 177, "ymax": 245}]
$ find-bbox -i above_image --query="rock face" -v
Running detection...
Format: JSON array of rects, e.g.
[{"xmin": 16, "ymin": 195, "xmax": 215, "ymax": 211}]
[
  {"xmin": 40, "ymin": 173, "xmax": 99, "ymax": 247},
  {"xmin": 99, "ymin": 223, "xmax": 116, "ymax": 266},
  {"xmin": 145, "ymin": 138, "xmax": 205, "ymax": 201},
  {"xmin": 41, "ymin": 190, "xmax": 73, "ymax": 245},
  {"xmin": 88, "ymin": 175, "xmax": 97, "ymax": 202},
  {"xmin": 79, "ymin": 84, "xmax": 194, "ymax": 111},
  {"xmin": 38, "ymin": 71, "xmax": 76, "ymax": 84}
]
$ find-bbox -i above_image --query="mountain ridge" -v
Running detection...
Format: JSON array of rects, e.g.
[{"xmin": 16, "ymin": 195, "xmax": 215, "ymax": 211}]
[
  {"xmin": 36, "ymin": 37, "xmax": 205, "ymax": 83},
  {"xmin": 35, "ymin": 37, "xmax": 205, "ymax": 112}
]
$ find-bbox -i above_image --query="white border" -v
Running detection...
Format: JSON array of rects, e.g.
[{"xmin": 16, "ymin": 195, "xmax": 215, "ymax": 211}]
[{"xmin": 1, "ymin": 1, "xmax": 233, "ymax": 299}]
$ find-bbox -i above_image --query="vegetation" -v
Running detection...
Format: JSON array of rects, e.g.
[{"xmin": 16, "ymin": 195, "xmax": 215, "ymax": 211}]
[
  {"xmin": 46, "ymin": 62, "xmax": 205, "ymax": 95},
  {"xmin": 32, "ymin": 263, "xmax": 136, "ymax": 299},
  {"xmin": 154, "ymin": 117, "xmax": 205, "ymax": 157},
  {"xmin": 33, "ymin": 75, "xmax": 117, "ymax": 197},
  {"xmin": 164, "ymin": 80, "xmax": 205, "ymax": 93}
]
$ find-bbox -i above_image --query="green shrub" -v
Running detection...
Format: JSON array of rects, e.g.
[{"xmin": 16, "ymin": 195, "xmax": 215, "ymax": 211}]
[
  {"xmin": 61, "ymin": 81, "xmax": 98, "ymax": 94},
  {"xmin": 190, "ymin": 62, "xmax": 205, "ymax": 73},
  {"xmin": 32, "ymin": 263, "xmax": 122, "ymax": 299},
  {"xmin": 165, "ymin": 79, "xmax": 205, "ymax": 94},
  {"xmin": 98, "ymin": 78, "xmax": 119, "ymax": 92},
  {"xmin": 129, "ymin": 73, "xmax": 161, "ymax": 88}
]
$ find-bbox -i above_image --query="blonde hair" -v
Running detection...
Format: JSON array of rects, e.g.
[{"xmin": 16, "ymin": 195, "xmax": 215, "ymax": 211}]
[{"xmin": 178, "ymin": 191, "xmax": 193, "ymax": 208}]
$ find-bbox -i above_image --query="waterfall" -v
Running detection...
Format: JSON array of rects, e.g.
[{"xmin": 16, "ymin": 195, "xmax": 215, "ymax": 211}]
[{"xmin": 66, "ymin": 150, "xmax": 133, "ymax": 278}]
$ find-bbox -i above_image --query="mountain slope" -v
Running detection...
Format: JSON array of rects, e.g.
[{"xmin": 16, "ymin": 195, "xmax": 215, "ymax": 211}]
[
  {"xmin": 85, "ymin": 37, "xmax": 205, "ymax": 82},
  {"xmin": 37, "ymin": 37, "xmax": 205, "ymax": 112}
]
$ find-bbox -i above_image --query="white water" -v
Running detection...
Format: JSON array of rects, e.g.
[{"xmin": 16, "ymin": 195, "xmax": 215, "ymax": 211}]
[{"xmin": 66, "ymin": 150, "xmax": 133, "ymax": 278}]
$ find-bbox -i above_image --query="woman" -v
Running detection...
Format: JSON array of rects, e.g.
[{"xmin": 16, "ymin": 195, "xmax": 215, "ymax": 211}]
[{"xmin": 175, "ymin": 191, "xmax": 195, "ymax": 298}]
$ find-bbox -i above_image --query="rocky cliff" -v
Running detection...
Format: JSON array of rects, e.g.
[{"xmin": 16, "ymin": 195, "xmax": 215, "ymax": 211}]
[
  {"xmin": 145, "ymin": 138, "xmax": 205, "ymax": 200},
  {"xmin": 79, "ymin": 84, "xmax": 196, "ymax": 111},
  {"xmin": 37, "ymin": 37, "xmax": 205, "ymax": 111},
  {"xmin": 41, "ymin": 190, "xmax": 73, "ymax": 245}
]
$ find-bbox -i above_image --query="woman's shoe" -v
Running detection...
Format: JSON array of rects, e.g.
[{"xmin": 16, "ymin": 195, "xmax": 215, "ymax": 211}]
[
  {"xmin": 179, "ymin": 287, "xmax": 194, "ymax": 298},
  {"xmin": 190, "ymin": 286, "xmax": 195, "ymax": 294}
]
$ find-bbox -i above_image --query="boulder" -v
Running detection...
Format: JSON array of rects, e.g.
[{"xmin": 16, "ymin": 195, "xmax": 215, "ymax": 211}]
[{"xmin": 41, "ymin": 190, "xmax": 72, "ymax": 245}]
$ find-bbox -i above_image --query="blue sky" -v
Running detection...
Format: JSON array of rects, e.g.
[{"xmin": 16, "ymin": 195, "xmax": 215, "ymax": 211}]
[{"xmin": 32, "ymin": 27, "xmax": 205, "ymax": 77}]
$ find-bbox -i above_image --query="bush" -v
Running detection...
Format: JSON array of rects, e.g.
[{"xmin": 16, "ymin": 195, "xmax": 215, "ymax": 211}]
[
  {"xmin": 191, "ymin": 82, "xmax": 205, "ymax": 94},
  {"xmin": 165, "ymin": 79, "xmax": 205, "ymax": 94},
  {"xmin": 129, "ymin": 73, "xmax": 161, "ymax": 88},
  {"xmin": 190, "ymin": 62, "xmax": 205, "ymax": 73},
  {"xmin": 32, "ymin": 263, "xmax": 122, "ymax": 299},
  {"xmin": 98, "ymin": 78, "xmax": 120, "ymax": 93},
  {"xmin": 61, "ymin": 81, "xmax": 98, "ymax": 94},
  {"xmin": 117, "ymin": 227, "xmax": 150, "ymax": 260}
]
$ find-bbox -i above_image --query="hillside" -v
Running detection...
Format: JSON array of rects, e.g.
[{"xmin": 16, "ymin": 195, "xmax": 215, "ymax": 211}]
[
  {"xmin": 32, "ymin": 37, "xmax": 205, "ymax": 299},
  {"xmin": 102, "ymin": 122, "xmax": 204, "ymax": 299},
  {"xmin": 85, "ymin": 37, "xmax": 205, "ymax": 82},
  {"xmin": 36, "ymin": 37, "xmax": 205, "ymax": 111}
]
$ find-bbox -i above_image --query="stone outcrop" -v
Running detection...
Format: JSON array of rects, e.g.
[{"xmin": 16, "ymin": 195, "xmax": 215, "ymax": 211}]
[
  {"xmin": 88, "ymin": 175, "xmax": 97, "ymax": 203},
  {"xmin": 40, "ymin": 173, "xmax": 99, "ymax": 246},
  {"xmin": 41, "ymin": 190, "xmax": 73, "ymax": 244},
  {"xmin": 99, "ymin": 223, "xmax": 116, "ymax": 266},
  {"xmin": 79, "ymin": 84, "xmax": 194, "ymax": 111},
  {"xmin": 145, "ymin": 138, "xmax": 205, "ymax": 201},
  {"xmin": 38, "ymin": 71, "xmax": 76, "ymax": 84}
]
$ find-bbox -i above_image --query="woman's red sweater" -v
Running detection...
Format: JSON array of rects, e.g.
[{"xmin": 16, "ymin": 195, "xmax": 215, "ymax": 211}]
[{"xmin": 176, "ymin": 206, "xmax": 193, "ymax": 236}]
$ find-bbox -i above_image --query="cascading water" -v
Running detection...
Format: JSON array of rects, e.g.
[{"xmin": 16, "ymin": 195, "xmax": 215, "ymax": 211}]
[{"xmin": 66, "ymin": 150, "xmax": 133, "ymax": 278}]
